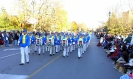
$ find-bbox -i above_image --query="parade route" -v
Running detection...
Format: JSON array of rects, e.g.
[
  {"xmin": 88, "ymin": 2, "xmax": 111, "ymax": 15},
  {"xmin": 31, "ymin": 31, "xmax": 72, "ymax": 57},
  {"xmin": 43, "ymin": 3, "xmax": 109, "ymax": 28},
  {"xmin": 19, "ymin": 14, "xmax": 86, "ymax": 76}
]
[
  {"xmin": 0, "ymin": 74, "xmax": 28, "ymax": 79},
  {"xmin": 0, "ymin": 34, "xmax": 122, "ymax": 79},
  {"xmin": 0, "ymin": 52, "xmax": 20, "ymax": 60}
]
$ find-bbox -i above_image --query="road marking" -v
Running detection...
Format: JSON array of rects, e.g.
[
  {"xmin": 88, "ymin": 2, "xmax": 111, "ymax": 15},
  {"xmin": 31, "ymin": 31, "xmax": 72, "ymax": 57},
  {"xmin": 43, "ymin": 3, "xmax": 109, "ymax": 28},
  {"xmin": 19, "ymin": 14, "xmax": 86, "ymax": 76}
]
[
  {"xmin": 0, "ymin": 53, "xmax": 20, "ymax": 60},
  {"xmin": 0, "ymin": 74, "xmax": 28, "ymax": 79},
  {"xmin": 3, "ymin": 48, "xmax": 20, "ymax": 51},
  {"xmin": 26, "ymin": 54, "xmax": 62, "ymax": 79}
]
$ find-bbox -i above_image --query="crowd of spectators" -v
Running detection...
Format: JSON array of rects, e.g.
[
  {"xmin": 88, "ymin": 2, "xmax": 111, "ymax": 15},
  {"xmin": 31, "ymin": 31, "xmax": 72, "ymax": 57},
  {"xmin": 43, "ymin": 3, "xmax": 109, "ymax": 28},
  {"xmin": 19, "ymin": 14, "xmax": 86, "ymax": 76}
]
[
  {"xmin": 95, "ymin": 32, "xmax": 133, "ymax": 78},
  {"xmin": 0, "ymin": 30, "xmax": 51, "ymax": 47}
]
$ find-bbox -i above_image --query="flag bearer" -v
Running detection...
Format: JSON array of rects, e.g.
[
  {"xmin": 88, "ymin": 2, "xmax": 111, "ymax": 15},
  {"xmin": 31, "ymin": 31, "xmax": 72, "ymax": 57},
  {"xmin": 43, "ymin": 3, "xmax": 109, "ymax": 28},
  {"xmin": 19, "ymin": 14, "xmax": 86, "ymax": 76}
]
[
  {"xmin": 78, "ymin": 34, "xmax": 83, "ymax": 59},
  {"xmin": 19, "ymin": 29, "xmax": 30, "ymax": 65}
]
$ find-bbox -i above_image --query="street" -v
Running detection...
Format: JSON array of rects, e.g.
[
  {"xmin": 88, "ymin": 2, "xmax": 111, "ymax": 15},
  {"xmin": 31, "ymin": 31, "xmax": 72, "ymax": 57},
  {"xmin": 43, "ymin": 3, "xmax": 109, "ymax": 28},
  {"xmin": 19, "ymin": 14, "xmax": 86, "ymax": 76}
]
[{"xmin": 0, "ymin": 34, "xmax": 122, "ymax": 79}]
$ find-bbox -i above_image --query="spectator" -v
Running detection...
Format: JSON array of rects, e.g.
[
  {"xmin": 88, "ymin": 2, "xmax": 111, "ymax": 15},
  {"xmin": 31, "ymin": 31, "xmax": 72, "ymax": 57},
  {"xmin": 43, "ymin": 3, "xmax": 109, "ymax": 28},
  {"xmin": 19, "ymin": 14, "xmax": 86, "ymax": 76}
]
[
  {"xmin": 114, "ymin": 51, "xmax": 129, "ymax": 71},
  {"xmin": 0, "ymin": 31, "xmax": 4, "ymax": 45}
]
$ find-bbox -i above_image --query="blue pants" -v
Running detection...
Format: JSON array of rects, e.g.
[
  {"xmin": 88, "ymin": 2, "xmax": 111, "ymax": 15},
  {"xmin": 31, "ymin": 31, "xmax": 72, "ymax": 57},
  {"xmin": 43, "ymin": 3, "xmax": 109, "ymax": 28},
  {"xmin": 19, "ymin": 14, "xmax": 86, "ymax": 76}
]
[
  {"xmin": 5, "ymin": 40, "xmax": 9, "ymax": 47},
  {"xmin": 14, "ymin": 40, "xmax": 18, "ymax": 46}
]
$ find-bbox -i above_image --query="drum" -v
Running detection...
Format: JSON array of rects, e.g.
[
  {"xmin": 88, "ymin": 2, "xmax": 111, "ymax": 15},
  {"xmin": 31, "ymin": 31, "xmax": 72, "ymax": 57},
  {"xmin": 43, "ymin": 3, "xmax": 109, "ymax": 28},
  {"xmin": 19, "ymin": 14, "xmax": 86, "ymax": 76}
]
[
  {"xmin": 79, "ymin": 41, "xmax": 83, "ymax": 47},
  {"xmin": 48, "ymin": 39, "xmax": 51, "ymax": 46},
  {"xmin": 63, "ymin": 40, "xmax": 66, "ymax": 46},
  {"xmin": 36, "ymin": 39, "xmax": 40, "ymax": 45}
]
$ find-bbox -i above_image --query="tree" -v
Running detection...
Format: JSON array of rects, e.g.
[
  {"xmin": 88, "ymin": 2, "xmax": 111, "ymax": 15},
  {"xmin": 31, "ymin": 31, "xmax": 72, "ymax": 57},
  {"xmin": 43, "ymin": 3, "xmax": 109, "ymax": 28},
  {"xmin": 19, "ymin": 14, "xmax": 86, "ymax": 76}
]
[
  {"xmin": 14, "ymin": 0, "xmax": 67, "ymax": 31},
  {"xmin": 78, "ymin": 23, "xmax": 88, "ymax": 32},
  {"xmin": 0, "ymin": 7, "xmax": 10, "ymax": 30},
  {"xmin": 69, "ymin": 21, "xmax": 78, "ymax": 32}
]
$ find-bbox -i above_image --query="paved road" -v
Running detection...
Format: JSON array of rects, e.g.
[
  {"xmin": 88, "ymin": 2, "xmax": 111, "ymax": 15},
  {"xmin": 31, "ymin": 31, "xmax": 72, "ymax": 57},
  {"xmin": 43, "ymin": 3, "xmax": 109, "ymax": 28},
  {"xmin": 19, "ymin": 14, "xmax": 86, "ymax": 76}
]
[{"xmin": 0, "ymin": 34, "xmax": 122, "ymax": 79}]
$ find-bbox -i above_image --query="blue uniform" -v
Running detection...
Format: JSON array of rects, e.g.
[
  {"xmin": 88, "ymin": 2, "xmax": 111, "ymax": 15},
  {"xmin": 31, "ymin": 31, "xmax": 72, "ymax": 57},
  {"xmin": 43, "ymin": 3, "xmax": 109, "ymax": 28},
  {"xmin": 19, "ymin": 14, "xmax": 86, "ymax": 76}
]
[
  {"xmin": 19, "ymin": 33, "xmax": 30, "ymax": 65},
  {"xmin": 19, "ymin": 35, "xmax": 30, "ymax": 47},
  {"xmin": 68, "ymin": 37, "xmax": 70, "ymax": 45},
  {"xmin": 57, "ymin": 36, "xmax": 61, "ymax": 45},
  {"xmin": 75, "ymin": 37, "xmax": 78, "ymax": 44},
  {"xmin": 72, "ymin": 36, "xmax": 75, "ymax": 44},
  {"xmin": 87, "ymin": 35, "xmax": 90, "ymax": 42},
  {"xmin": 54, "ymin": 35, "xmax": 57, "ymax": 46},
  {"xmin": 83, "ymin": 37, "xmax": 86, "ymax": 44},
  {"xmin": 31, "ymin": 36, "xmax": 36, "ymax": 44},
  {"xmin": 42, "ymin": 36, "xmax": 47, "ymax": 45}
]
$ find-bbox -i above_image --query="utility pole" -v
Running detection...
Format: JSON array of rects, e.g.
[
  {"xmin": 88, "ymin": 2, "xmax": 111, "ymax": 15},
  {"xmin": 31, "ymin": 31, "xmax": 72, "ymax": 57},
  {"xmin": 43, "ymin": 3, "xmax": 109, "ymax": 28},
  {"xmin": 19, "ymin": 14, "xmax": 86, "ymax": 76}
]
[
  {"xmin": 108, "ymin": 11, "xmax": 111, "ymax": 33},
  {"xmin": 109, "ymin": 11, "xmax": 111, "ymax": 27}
]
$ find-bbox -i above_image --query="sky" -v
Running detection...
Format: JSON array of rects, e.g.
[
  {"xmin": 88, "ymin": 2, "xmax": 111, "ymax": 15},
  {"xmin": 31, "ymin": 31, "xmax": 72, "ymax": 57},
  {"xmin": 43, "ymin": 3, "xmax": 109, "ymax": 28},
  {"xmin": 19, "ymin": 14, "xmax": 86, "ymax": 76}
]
[{"xmin": 0, "ymin": 0, "xmax": 131, "ymax": 29}]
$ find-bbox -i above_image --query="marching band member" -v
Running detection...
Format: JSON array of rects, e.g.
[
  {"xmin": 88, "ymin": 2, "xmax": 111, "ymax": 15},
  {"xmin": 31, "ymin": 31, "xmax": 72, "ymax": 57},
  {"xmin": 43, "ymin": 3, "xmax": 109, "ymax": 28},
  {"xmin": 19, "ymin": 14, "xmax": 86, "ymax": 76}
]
[
  {"xmin": 78, "ymin": 34, "xmax": 83, "ymax": 59},
  {"xmin": 47, "ymin": 33, "xmax": 55, "ymax": 56},
  {"xmin": 34, "ymin": 34, "xmax": 37, "ymax": 52},
  {"xmin": 60, "ymin": 32, "xmax": 64, "ymax": 51},
  {"xmin": 66, "ymin": 34, "xmax": 70, "ymax": 55},
  {"xmin": 68, "ymin": 34, "xmax": 73, "ymax": 53},
  {"xmin": 46, "ymin": 35, "xmax": 50, "ymax": 52},
  {"xmin": 55, "ymin": 34, "xmax": 60, "ymax": 53},
  {"xmin": 35, "ymin": 33, "xmax": 43, "ymax": 55},
  {"xmin": 89, "ymin": 33, "xmax": 91, "ymax": 42},
  {"xmin": 62, "ymin": 35, "xmax": 68, "ymax": 57},
  {"xmin": 28, "ymin": 32, "xmax": 36, "ymax": 54},
  {"xmin": 75, "ymin": 34, "xmax": 79, "ymax": 49},
  {"xmin": 87, "ymin": 33, "xmax": 91, "ymax": 47},
  {"xmin": 72, "ymin": 34, "xmax": 75, "ymax": 51},
  {"xmin": 82, "ymin": 34, "xmax": 86, "ymax": 53},
  {"xmin": 58, "ymin": 33, "xmax": 62, "ymax": 51},
  {"xmin": 54, "ymin": 33, "xmax": 57, "ymax": 54},
  {"xmin": 19, "ymin": 29, "xmax": 30, "ymax": 65},
  {"xmin": 42, "ymin": 33, "xmax": 47, "ymax": 54}
]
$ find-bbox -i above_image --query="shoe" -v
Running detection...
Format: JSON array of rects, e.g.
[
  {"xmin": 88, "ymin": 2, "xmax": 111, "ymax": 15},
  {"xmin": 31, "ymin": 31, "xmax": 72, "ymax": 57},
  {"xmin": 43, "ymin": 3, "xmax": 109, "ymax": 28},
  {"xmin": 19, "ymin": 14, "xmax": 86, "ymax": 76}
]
[
  {"xmin": 50, "ymin": 54, "xmax": 52, "ymax": 56},
  {"xmin": 35, "ymin": 51, "xmax": 37, "ymax": 52},
  {"xmin": 78, "ymin": 57, "xmax": 80, "ymax": 59},
  {"xmin": 26, "ymin": 62, "xmax": 29, "ymax": 64},
  {"xmin": 38, "ymin": 54, "xmax": 40, "ymax": 55},
  {"xmin": 19, "ymin": 63, "xmax": 24, "ymax": 65},
  {"xmin": 53, "ymin": 54, "xmax": 55, "ymax": 55}
]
